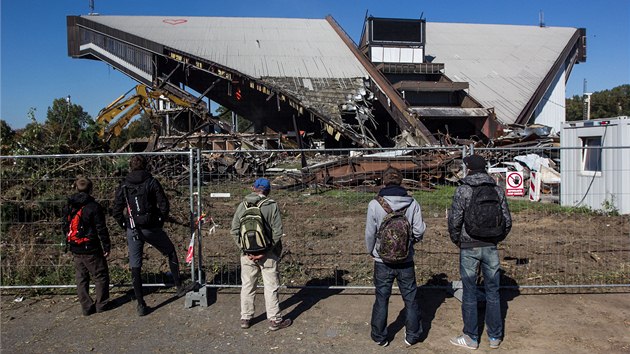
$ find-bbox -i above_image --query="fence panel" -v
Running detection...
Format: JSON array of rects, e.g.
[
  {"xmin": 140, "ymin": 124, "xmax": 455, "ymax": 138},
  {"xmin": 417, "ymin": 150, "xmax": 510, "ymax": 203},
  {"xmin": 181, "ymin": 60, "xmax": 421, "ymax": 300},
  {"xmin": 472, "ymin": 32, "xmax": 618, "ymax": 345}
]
[
  {"xmin": 2, "ymin": 147, "xmax": 628, "ymax": 292},
  {"xmin": 197, "ymin": 146, "xmax": 629, "ymax": 291},
  {"xmin": 0, "ymin": 152, "xmax": 195, "ymax": 288}
]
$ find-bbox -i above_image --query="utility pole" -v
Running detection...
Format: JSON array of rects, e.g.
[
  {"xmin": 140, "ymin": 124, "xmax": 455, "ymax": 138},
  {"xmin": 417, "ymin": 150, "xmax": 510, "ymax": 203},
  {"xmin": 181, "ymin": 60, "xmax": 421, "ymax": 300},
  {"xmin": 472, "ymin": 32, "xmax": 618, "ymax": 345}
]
[{"xmin": 583, "ymin": 79, "xmax": 592, "ymax": 120}]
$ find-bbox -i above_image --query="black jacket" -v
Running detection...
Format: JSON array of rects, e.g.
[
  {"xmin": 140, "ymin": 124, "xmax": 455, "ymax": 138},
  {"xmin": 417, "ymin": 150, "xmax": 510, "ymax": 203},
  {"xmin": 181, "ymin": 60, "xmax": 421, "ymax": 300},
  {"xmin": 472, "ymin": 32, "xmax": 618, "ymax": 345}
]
[
  {"xmin": 448, "ymin": 172, "xmax": 512, "ymax": 248},
  {"xmin": 63, "ymin": 192, "xmax": 111, "ymax": 255},
  {"xmin": 112, "ymin": 170, "xmax": 170, "ymax": 229}
]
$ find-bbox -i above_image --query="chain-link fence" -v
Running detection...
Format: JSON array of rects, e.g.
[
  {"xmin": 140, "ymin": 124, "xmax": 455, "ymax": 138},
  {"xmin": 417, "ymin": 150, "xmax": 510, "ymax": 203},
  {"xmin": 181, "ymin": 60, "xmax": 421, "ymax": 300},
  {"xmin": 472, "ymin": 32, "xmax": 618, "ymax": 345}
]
[{"xmin": 1, "ymin": 147, "xmax": 628, "ymax": 292}]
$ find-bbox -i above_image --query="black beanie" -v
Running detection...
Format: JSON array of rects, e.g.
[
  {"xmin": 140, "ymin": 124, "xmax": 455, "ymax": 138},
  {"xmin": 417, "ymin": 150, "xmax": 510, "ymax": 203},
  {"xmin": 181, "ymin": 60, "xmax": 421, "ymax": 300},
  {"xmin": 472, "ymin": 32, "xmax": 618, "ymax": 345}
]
[{"xmin": 463, "ymin": 154, "xmax": 487, "ymax": 172}]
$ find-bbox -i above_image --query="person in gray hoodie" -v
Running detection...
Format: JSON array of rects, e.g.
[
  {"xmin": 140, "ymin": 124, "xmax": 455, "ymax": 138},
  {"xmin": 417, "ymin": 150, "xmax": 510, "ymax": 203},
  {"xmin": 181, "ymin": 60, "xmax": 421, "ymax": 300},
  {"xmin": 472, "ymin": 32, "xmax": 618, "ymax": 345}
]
[
  {"xmin": 365, "ymin": 167, "xmax": 426, "ymax": 347},
  {"xmin": 448, "ymin": 154, "xmax": 512, "ymax": 350}
]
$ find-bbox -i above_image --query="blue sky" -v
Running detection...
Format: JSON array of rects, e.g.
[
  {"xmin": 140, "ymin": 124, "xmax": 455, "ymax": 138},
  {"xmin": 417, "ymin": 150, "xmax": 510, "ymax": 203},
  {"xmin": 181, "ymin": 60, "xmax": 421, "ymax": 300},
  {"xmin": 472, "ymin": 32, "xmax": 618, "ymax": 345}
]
[{"xmin": 1, "ymin": 0, "xmax": 629, "ymax": 129}]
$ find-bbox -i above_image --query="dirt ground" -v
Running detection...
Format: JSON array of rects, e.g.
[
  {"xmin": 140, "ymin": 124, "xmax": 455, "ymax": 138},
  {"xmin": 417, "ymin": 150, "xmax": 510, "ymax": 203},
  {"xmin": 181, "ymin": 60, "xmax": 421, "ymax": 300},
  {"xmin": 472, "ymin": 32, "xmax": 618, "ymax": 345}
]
[{"xmin": 1, "ymin": 289, "xmax": 629, "ymax": 353}]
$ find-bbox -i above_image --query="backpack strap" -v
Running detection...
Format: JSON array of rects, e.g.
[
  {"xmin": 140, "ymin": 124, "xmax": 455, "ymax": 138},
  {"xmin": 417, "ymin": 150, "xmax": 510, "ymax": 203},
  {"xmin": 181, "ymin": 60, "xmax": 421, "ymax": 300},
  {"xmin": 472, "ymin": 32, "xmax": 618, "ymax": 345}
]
[
  {"xmin": 256, "ymin": 197, "xmax": 269, "ymax": 208},
  {"xmin": 376, "ymin": 196, "xmax": 393, "ymax": 214}
]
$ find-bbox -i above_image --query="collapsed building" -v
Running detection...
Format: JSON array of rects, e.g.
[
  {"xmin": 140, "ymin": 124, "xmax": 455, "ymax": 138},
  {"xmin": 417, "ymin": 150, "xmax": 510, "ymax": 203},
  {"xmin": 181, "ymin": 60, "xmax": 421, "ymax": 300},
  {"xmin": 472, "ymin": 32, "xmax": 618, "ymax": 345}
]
[{"xmin": 67, "ymin": 14, "xmax": 586, "ymax": 150}]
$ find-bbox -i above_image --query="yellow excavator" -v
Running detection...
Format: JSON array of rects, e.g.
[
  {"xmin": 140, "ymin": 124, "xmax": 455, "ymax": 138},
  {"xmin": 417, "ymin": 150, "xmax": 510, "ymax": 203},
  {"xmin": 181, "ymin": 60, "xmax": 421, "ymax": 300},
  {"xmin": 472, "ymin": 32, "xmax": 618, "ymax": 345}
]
[{"xmin": 96, "ymin": 84, "xmax": 202, "ymax": 141}]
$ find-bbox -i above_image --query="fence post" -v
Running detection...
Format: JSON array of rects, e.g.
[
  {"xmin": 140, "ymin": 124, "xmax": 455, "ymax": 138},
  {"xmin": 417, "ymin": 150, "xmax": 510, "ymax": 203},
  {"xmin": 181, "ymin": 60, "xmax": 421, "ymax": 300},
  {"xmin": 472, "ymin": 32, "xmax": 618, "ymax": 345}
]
[{"xmin": 184, "ymin": 148, "xmax": 212, "ymax": 308}]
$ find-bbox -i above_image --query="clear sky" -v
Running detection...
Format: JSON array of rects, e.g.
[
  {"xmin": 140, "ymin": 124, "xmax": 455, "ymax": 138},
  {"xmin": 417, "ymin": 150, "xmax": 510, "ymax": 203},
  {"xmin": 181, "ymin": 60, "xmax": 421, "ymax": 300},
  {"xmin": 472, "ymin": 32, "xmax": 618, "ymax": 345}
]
[{"xmin": 1, "ymin": 0, "xmax": 629, "ymax": 129}]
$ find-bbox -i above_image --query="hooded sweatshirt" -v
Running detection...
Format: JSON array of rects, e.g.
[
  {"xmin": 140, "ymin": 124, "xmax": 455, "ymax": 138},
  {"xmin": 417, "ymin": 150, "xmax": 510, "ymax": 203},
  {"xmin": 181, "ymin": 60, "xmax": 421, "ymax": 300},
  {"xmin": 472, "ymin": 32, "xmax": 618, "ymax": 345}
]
[
  {"xmin": 63, "ymin": 192, "xmax": 111, "ymax": 255},
  {"xmin": 112, "ymin": 170, "xmax": 170, "ymax": 229},
  {"xmin": 365, "ymin": 185, "xmax": 426, "ymax": 263},
  {"xmin": 448, "ymin": 172, "xmax": 512, "ymax": 248}
]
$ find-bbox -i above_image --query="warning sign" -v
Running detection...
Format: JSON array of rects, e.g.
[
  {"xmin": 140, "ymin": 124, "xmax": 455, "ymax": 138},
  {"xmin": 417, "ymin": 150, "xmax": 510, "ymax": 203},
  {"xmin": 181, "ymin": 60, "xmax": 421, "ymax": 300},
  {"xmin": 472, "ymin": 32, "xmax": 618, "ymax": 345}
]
[{"xmin": 506, "ymin": 171, "xmax": 525, "ymax": 197}]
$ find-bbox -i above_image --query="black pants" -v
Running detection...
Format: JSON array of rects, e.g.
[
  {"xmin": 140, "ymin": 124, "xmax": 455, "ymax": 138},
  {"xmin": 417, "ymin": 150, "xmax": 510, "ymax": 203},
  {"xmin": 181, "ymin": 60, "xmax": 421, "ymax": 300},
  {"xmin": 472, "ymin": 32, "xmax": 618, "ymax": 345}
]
[
  {"xmin": 126, "ymin": 227, "xmax": 181, "ymax": 304},
  {"xmin": 73, "ymin": 253, "xmax": 110, "ymax": 313}
]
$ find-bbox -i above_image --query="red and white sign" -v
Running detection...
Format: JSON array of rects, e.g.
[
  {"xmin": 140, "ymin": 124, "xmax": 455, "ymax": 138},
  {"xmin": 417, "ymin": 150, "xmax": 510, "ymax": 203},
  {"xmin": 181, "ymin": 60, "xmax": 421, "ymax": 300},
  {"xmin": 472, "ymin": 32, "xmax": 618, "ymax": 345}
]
[{"xmin": 506, "ymin": 171, "xmax": 525, "ymax": 197}]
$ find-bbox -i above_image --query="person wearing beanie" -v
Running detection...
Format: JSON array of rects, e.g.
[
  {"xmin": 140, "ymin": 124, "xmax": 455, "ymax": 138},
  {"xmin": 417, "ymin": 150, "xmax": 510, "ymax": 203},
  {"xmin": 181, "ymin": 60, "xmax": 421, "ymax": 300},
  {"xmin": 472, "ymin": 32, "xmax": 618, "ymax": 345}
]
[
  {"xmin": 448, "ymin": 154, "xmax": 512, "ymax": 349},
  {"xmin": 364, "ymin": 167, "xmax": 426, "ymax": 347},
  {"xmin": 62, "ymin": 177, "xmax": 111, "ymax": 316},
  {"xmin": 230, "ymin": 178, "xmax": 291, "ymax": 331}
]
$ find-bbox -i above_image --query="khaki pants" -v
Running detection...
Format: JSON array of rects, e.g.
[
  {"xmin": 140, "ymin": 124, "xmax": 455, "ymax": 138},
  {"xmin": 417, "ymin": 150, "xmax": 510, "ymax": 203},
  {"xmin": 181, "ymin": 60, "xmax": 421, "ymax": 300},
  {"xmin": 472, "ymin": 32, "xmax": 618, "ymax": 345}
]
[{"xmin": 240, "ymin": 251, "xmax": 282, "ymax": 321}]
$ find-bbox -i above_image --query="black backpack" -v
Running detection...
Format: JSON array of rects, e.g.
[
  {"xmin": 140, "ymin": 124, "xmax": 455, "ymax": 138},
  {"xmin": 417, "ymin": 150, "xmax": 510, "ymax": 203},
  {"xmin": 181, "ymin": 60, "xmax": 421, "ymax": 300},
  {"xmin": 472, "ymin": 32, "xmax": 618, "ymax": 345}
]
[
  {"xmin": 464, "ymin": 183, "xmax": 506, "ymax": 239},
  {"xmin": 123, "ymin": 180, "xmax": 153, "ymax": 227}
]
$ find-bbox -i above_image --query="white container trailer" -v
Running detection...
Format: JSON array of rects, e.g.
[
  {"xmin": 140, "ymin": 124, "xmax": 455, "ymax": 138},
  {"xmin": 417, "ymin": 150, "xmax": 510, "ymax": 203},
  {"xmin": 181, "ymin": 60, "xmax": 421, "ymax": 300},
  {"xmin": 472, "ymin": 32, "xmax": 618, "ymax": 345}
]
[{"xmin": 560, "ymin": 116, "xmax": 630, "ymax": 214}]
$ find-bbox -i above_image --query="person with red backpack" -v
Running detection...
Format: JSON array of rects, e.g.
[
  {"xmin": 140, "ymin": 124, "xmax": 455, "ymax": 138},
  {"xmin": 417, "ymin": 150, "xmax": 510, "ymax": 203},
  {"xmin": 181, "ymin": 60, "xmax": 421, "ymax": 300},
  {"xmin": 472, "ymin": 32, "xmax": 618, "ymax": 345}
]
[
  {"xmin": 448, "ymin": 154, "xmax": 512, "ymax": 350},
  {"xmin": 63, "ymin": 177, "xmax": 111, "ymax": 316},
  {"xmin": 364, "ymin": 167, "xmax": 426, "ymax": 347}
]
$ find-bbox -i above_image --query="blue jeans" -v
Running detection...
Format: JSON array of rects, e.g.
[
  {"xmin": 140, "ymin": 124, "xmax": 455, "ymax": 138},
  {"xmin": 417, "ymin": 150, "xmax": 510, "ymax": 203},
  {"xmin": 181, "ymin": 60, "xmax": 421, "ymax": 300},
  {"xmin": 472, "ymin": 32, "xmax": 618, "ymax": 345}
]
[
  {"xmin": 460, "ymin": 246, "xmax": 502, "ymax": 341},
  {"xmin": 371, "ymin": 261, "xmax": 422, "ymax": 343}
]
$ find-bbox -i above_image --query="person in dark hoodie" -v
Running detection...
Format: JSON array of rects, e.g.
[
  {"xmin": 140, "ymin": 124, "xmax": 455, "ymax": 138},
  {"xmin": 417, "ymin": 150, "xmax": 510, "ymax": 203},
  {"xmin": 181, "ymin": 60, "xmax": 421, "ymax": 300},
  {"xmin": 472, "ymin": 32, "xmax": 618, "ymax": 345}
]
[
  {"xmin": 63, "ymin": 177, "xmax": 111, "ymax": 316},
  {"xmin": 365, "ymin": 167, "xmax": 426, "ymax": 348},
  {"xmin": 112, "ymin": 155, "xmax": 186, "ymax": 316},
  {"xmin": 448, "ymin": 154, "xmax": 512, "ymax": 350}
]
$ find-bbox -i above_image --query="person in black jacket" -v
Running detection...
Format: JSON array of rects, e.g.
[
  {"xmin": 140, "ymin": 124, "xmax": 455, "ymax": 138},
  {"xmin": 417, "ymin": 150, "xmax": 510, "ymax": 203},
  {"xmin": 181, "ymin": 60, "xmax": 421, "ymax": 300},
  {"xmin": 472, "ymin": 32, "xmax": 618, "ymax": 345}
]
[
  {"xmin": 112, "ymin": 155, "xmax": 187, "ymax": 316},
  {"xmin": 448, "ymin": 154, "xmax": 512, "ymax": 350},
  {"xmin": 63, "ymin": 177, "xmax": 111, "ymax": 316}
]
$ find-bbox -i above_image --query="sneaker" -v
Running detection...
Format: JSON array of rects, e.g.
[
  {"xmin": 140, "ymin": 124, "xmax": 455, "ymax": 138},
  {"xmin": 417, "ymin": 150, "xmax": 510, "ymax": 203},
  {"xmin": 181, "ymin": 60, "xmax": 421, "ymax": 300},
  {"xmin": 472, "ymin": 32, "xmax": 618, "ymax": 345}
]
[
  {"xmin": 450, "ymin": 334, "xmax": 479, "ymax": 350},
  {"xmin": 404, "ymin": 338, "xmax": 418, "ymax": 347},
  {"xmin": 268, "ymin": 318, "xmax": 292, "ymax": 331},
  {"xmin": 489, "ymin": 337, "xmax": 502, "ymax": 349},
  {"xmin": 240, "ymin": 319, "xmax": 251, "ymax": 329},
  {"xmin": 376, "ymin": 340, "xmax": 389, "ymax": 347},
  {"xmin": 136, "ymin": 302, "xmax": 150, "ymax": 317}
]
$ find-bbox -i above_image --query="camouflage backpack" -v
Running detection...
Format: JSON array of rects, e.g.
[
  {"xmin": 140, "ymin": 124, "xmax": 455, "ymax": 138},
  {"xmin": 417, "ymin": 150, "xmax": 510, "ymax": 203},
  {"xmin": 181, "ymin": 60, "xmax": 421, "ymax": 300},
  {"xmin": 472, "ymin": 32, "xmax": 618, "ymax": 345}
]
[{"xmin": 375, "ymin": 197, "xmax": 412, "ymax": 263}]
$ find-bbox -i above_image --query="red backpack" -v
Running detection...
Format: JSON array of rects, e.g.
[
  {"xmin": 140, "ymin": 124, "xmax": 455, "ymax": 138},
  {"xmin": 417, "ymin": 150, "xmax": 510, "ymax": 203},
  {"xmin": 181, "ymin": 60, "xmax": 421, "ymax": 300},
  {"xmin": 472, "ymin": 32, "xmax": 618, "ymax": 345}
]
[{"xmin": 66, "ymin": 207, "xmax": 90, "ymax": 246}]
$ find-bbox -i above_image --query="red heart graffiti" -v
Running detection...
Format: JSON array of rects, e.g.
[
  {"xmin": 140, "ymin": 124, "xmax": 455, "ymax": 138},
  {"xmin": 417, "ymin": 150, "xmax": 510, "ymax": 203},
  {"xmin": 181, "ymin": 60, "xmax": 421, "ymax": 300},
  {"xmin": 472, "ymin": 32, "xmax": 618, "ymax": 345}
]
[{"xmin": 163, "ymin": 19, "xmax": 187, "ymax": 26}]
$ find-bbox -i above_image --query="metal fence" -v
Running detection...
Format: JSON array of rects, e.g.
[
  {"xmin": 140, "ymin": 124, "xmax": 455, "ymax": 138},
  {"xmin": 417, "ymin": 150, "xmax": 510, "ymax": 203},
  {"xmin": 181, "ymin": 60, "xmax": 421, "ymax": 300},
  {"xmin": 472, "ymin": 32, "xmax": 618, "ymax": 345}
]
[
  {"xmin": 1, "ymin": 147, "xmax": 628, "ymax": 292},
  {"xmin": 0, "ymin": 151, "xmax": 196, "ymax": 289}
]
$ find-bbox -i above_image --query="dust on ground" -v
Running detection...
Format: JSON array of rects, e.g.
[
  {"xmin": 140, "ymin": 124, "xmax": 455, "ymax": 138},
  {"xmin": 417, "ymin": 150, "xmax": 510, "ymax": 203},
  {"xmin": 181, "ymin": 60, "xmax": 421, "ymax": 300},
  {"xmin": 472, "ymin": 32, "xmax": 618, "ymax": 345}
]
[{"xmin": 1, "ymin": 289, "xmax": 629, "ymax": 353}]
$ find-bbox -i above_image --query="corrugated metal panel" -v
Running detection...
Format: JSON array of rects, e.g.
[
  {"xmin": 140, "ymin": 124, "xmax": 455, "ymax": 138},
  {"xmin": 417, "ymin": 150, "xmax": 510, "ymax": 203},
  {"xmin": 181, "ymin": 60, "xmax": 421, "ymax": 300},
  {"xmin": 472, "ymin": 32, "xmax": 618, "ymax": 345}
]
[
  {"xmin": 560, "ymin": 118, "xmax": 630, "ymax": 214},
  {"xmin": 533, "ymin": 68, "xmax": 566, "ymax": 133},
  {"xmin": 82, "ymin": 15, "xmax": 368, "ymax": 79},
  {"xmin": 426, "ymin": 22, "xmax": 577, "ymax": 125}
]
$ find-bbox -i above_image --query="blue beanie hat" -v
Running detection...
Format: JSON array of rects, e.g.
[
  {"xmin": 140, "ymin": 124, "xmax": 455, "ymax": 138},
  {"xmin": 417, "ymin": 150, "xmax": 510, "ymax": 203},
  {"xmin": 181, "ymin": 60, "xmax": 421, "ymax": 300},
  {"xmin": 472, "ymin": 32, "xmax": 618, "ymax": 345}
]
[{"xmin": 253, "ymin": 178, "xmax": 271, "ymax": 191}]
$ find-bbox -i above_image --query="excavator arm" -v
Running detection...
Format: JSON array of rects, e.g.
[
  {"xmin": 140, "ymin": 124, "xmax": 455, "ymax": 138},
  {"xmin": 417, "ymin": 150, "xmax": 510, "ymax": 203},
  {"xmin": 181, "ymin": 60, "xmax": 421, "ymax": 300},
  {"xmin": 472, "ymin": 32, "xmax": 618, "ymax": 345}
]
[{"xmin": 95, "ymin": 83, "xmax": 231, "ymax": 148}]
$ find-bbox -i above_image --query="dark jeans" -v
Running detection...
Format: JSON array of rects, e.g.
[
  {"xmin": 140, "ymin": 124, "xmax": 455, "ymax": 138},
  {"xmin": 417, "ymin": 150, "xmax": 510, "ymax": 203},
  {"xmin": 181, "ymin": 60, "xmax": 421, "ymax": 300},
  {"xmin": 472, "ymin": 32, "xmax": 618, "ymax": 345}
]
[
  {"xmin": 73, "ymin": 253, "xmax": 110, "ymax": 313},
  {"xmin": 127, "ymin": 227, "xmax": 181, "ymax": 304},
  {"xmin": 460, "ymin": 246, "xmax": 502, "ymax": 341},
  {"xmin": 371, "ymin": 261, "xmax": 422, "ymax": 343}
]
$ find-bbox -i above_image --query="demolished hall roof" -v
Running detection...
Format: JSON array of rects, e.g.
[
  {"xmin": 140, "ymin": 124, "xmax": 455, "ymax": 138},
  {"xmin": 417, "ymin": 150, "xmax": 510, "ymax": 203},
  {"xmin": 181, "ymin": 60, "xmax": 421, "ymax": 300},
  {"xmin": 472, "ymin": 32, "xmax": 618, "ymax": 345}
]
[
  {"xmin": 69, "ymin": 15, "xmax": 584, "ymax": 146},
  {"xmin": 424, "ymin": 22, "xmax": 584, "ymax": 126},
  {"xmin": 80, "ymin": 16, "xmax": 368, "ymax": 79}
]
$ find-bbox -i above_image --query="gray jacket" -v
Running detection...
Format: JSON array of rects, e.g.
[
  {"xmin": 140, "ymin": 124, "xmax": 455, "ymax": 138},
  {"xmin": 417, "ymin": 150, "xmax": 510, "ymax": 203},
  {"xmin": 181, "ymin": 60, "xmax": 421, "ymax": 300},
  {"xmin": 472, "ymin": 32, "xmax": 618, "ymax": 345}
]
[
  {"xmin": 448, "ymin": 172, "xmax": 512, "ymax": 248},
  {"xmin": 365, "ymin": 193, "xmax": 426, "ymax": 263}
]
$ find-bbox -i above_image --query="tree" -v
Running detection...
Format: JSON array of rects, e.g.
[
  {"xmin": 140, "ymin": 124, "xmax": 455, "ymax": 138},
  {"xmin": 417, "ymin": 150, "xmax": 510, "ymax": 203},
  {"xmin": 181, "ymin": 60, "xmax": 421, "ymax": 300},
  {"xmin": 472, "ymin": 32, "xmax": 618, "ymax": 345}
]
[
  {"xmin": 44, "ymin": 97, "xmax": 103, "ymax": 153},
  {"xmin": 566, "ymin": 84, "xmax": 630, "ymax": 121},
  {"xmin": 0, "ymin": 119, "xmax": 16, "ymax": 155}
]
